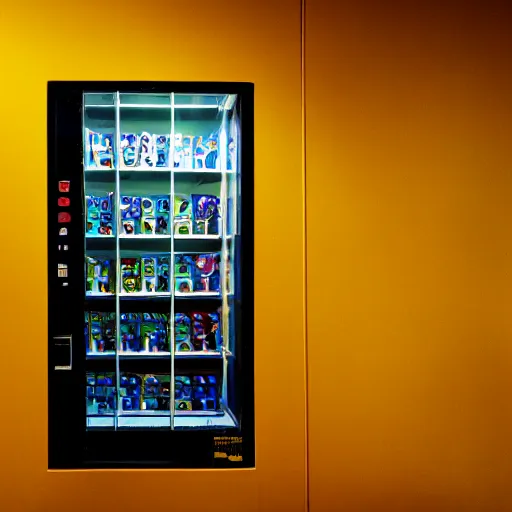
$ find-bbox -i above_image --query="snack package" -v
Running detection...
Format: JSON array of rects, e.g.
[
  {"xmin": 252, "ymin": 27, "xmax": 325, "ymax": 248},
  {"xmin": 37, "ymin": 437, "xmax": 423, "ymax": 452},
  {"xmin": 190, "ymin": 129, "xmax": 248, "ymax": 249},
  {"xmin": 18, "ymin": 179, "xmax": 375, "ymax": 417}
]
[
  {"xmin": 173, "ymin": 194, "xmax": 192, "ymax": 235},
  {"xmin": 86, "ymin": 372, "xmax": 116, "ymax": 414},
  {"xmin": 174, "ymin": 255, "xmax": 193, "ymax": 293},
  {"xmin": 157, "ymin": 256, "xmax": 170, "ymax": 292},
  {"xmin": 120, "ymin": 196, "xmax": 141, "ymax": 235},
  {"xmin": 193, "ymin": 136, "xmax": 206, "ymax": 169},
  {"xmin": 86, "ymin": 196, "xmax": 100, "ymax": 235},
  {"xmin": 175, "ymin": 313, "xmax": 193, "ymax": 352},
  {"xmin": 154, "ymin": 135, "xmax": 169, "ymax": 167},
  {"xmin": 143, "ymin": 374, "xmax": 170, "ymax": 411},
  {"xmin": 191, "ymin": 375, "xmax": 217, "ymax": 411},
  {"xmin": 87, "ymin": 312, "xmax": 116, "ymax": 353},
  {"xmin": 120, "ymin": 373, "xmax": 142, "ymax": 410},
  {"xmin": 141, "ymin": 197, "xmax": 155, "ymax": 235},
  {"xmin": 175, "ymin": 375, "xmax": 192, "ymax": 411},
  {"xmin": 138, "ymin": 131, "xmax": 155, "ymax": 168},
  {"xmin": 86, "ymin": 130, "xmax": 114, "ymax": 169},
  {"xmin": 120, "ymin": 317, "xmax": 140, "ymax": 352},
  {"xmin": 192, "ymin": 194, "xmax": 220, "ymax": 235},
  {"xmin": 191, "ymin": 312, "xmax": 220, "ymax": 351},
  {"xmin": 194, "ymin": 253, "xmax": 220, "ymax": 292},
  {"xmin": 120, "ymin": 133, "xmax": 138, "ymax": 167},
  {"xmin": 174, "ymin": 133, "xmax": 183, "ymax": 168},
  {"xmin": 86, "ymin": 257, "xmax": 114, "ymax": 294},
  {"xmin": 142, "ymin": 257, "xmax": 156, "ymax": 293},
  {"xmin": 141, "ymin": 316, "xmax": 168, "ymax": 353},
  {"xmin": 155, "ymin": 196, "xmax": 170, "ymax": 235},
  {"xmin": 121, "ymin": 258, "xmax": 141, "ymax": 293},
  {"xmin": 86, "ymin": 193, "xmax": 114, "ymax": 236},
  {"xmin": 182, "ymin": 135, "xmax": 193, "ymax": 169},
  {"xmin": 204, "ymin": 133, "xmax": 218, "ymax": 169}
]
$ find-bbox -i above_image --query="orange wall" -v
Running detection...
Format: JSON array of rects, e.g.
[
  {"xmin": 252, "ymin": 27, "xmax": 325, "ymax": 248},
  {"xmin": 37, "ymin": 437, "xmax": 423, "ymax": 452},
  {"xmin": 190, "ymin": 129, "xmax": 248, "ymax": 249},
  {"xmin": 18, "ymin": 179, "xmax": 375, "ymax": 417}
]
[
  {"xmin": 0, "ymin": 1, "xmax": 306, "ymax": 511},
  {"xmin": 306, "ymin": 0, "xmax": 512, "ymax": 510}
]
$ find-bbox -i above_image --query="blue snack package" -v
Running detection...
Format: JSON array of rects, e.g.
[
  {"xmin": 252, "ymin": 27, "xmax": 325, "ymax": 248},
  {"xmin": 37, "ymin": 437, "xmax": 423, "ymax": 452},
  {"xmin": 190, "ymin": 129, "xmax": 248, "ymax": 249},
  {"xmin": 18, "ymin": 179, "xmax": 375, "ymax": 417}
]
[
  {"xmin": 193, "ymin": 254, "xmax": 220, "ymax": 292},
  {"xmin": 193, "ymin": 136, "xmax": 206, "ymax": 169},
  {"xmin": 155, "ymin": 135, "xmax": 169, "ymax": 167},
  {"xmin": 173, "ymin": 133, "xmax": 183, "ymax": 168},
  {"xmin": 86, "ymin": 130, "xmax": 114, "ymax": 169},
  {"xmin": 86, "ymin": 196, "xmax": 100, "ymax": 235},
  {"xmin": 155, "ymin": 196, "xmax": 170, "ymax": 235},
  {"xmin": 182, "ymin": 135, "xmax": 193, "ymax": 169},
  {"xmin": 120, "ymin": 196, "xmax": 141, "ymax": 235},
  {"xmin": 157, "ymin": 256, "xmax": 170, "ymax": 292},
  {"xmin": 138, "ymin": 131, "xmax": 155, "ymax": 168},
  {"xmin": 142, "ymin": 257, "xmax": 156, "ymax": 293},
  {"xmin": 192, "ymin": 194, "xmax": 220, "ymax": 235},
  {"xmin": 141, "ymin": 197, "xmax": 155, "ymax": 234},
  {"xmin": 86, "ymin": 193, "xmax": 114, "ymax": 236},
  {"xmin": 174, "ymin": 255, "xmax": 193, "ymax": 293},
  {"xmin": 121, "ymin": 133, "xmax": 138, "ymax": 167},
  {"xmin": 191, "ymin": 312, "xmax": 220, "ymax": 351},
  {"xmin": 175, "ymin": 313, "xmax": 193, "ymax": 351},
  {"xmin": 204, "ymin": 133, "xmax": 218, "ymax": 169}
]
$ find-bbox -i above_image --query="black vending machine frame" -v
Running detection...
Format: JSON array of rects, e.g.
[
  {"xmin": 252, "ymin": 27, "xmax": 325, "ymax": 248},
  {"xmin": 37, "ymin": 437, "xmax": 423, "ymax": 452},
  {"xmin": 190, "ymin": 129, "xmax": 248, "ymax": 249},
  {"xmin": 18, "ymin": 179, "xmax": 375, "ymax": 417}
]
[{"xmin": 47, "ymin": 81, "xmax": 254, "ymax": 469}]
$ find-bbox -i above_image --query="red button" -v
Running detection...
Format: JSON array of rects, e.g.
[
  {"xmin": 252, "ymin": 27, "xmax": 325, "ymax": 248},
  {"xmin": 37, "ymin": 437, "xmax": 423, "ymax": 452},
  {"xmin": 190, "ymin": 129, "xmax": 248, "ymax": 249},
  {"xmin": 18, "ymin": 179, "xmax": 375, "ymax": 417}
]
[
  {"xmin": 58, "ymin": 212, "xmax": 71, "ymax": 223},
  {"xmin": 58, "ymin": 197, "xmax": 70, "ymax": 207},
  {"xmin": 58, "ymin": 181, "xmax": 70, "ymax": 193}
]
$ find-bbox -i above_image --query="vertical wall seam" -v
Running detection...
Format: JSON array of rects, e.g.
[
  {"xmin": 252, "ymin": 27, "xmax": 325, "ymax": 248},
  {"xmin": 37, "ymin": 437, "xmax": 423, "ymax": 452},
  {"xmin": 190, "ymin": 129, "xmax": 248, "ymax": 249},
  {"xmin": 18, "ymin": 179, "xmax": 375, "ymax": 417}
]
[{"xmin": 301, "ymin": 0, "xmax": 310, "ymax": 511}]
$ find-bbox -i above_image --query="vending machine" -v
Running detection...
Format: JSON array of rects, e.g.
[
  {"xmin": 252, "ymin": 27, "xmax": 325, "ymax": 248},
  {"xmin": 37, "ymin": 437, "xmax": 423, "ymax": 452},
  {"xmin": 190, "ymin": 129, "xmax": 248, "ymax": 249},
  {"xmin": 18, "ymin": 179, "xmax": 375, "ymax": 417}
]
[{"xmin": 47, "ymin": 82, "xmax": 254, "ymax": 468}]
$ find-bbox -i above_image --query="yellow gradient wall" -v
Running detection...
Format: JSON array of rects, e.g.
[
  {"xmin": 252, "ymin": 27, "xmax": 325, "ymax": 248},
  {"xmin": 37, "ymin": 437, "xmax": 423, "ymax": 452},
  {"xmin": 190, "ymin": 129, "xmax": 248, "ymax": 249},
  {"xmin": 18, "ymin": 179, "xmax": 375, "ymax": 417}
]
[
  {"xmin": 306, "ymin": 0, "xmax": 512, "ymax": 510},
  {"xmin": 0, "ymin": 1, "xmax": 306, "ymax": 511}
]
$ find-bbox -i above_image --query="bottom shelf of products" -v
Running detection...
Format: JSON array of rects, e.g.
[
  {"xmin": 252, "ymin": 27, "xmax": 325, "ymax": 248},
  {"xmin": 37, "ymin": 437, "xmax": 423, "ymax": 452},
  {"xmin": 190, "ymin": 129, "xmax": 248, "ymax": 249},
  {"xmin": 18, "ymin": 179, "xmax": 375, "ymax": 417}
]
[{"xmin": 86, "ymin": 370, "xmax": 236, "ymax": 430}]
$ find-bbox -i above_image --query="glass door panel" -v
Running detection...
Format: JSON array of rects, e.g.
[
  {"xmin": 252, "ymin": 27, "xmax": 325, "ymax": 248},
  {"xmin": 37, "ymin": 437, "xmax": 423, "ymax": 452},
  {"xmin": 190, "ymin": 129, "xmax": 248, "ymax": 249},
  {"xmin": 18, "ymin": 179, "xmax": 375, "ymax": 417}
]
[{"xmin": 83, "ymin": 90, "xmax": 242, "ymax": 432}]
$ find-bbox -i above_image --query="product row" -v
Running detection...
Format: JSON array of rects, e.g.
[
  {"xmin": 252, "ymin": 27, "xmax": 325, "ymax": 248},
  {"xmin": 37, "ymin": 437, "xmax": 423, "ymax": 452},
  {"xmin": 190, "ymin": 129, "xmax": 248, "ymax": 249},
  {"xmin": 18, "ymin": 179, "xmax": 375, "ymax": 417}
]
[
  {"xmin": 85, "ymin": 311, "xmax": 221, "ymax": 354},
  {"xmin": 86, "ymin": 193, "xmax": 221, "ymax": 237},
  {"xmin": 86, "ymin": 130, "xmax": 234, "ymax": 170},
  {"xmin": 86, "ymin": 372, "xmax": 220, "ymax": 414},
  {"xmin": 86, "ymin": 253, "xmax": 222, "ymax": 295}
]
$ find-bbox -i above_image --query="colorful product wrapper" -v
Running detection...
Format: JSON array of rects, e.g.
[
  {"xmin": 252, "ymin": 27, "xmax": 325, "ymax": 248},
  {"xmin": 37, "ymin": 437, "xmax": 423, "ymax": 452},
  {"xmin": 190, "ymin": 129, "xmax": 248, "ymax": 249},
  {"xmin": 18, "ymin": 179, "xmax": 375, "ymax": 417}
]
[
  {"xmin": 174, "ymin": 133, "xmax": 183, "ymax": 168},
  {"xmin": 121, "ymin": 258, "xmax": 141, "ymax": 293},
  {"xmin": 121, "ymin": 196, "xmax": 169, "ymax": 235},
  {"xmin": 174, "ymin": 254, "xmax": 220, "ymax": 293},
  {"xmin": 175, "ymin": 375, "xmax": 218, "ymax": 411},
  {"xmin": 182, "ymin": 135, "xmax": 194, "ymax": 169},
  {"xmin": 194, "ymin": 253, "xmax": 220, "ymax": 292},
  {"xmin": 193, "ymin": 136, "xmax": 206, "ymax": 169},
  {"xmin": 191, "ymin": 312, "xmax": 220, "ymax": 351},
  {"xmin": 86, "ymin": 257, "xmax": 114, "ymax": 294},
  {"xmin": 85, "ymin": 312, "xmax": 116, "ymax": 353},
  {"xmin": 175, "ymin": 313, "xmax": 193, "ymax": 352},
  {"xmin": 86, "ymin": 130, "xmax": 114, "ymax": 169},
  {"xmin": 120, "ymin": 373, "xmax": 142, "ymax": 411},
  {"xmin": 120, "ymin": 133, "xmax": 138, "ymax": 167},
  {"xmin": 120, "ymin": 196, "xmax": 141, "ymax": 234},
  {"xmin": 143, "ymin": 375, "xmax": 171, "ymax": 411},
  {"xmin": 174, "ymin": 194, "xmax": 192, "ymax": 235},
  {"xmin": 192, "ymin": 194, "xmax": 220, "ymax": 235},
  {"xmin": 155, "ymin": 196, "xmax": 170, "ymax": 234},
  {"xmin": 119, "ymin": 313, "xmax": 169, "ymax": 354},
  {"xmin": 204, "ymin": 133, "xmax": 219, "ymax": 170},
  {"xmin": 155, "ymin": 135, "xmax": 170, "ymax": 167},
  {"xmin": 138, "ymin": 131, "xmax": 156, "ymax": 168},
  {"xmin": 86, "ymin": 372, "xmax": 116, "ymax": 414},
  {"xmin": 86, "ymin": 193, "xmax": 114, "ymax": 236}
]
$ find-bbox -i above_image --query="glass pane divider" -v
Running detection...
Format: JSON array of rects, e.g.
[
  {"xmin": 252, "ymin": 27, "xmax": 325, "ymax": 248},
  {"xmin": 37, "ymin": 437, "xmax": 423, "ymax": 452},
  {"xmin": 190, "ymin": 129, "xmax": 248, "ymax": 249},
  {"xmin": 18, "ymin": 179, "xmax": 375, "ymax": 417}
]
[
  {"xmin": 114, "ymin": 91, "xmax": 122, "ymax": 430},
  {"xmin": 169, "ymin": 92, "xmax": 176, "ymax": 430}
]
